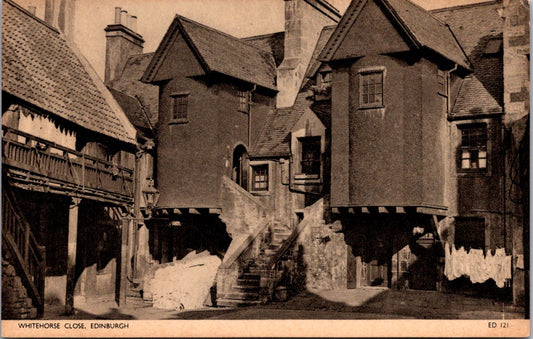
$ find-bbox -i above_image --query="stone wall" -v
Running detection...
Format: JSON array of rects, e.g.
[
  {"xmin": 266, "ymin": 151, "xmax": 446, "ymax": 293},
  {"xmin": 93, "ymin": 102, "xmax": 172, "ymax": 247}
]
[
  {"xmin": 2, "ymin": 252, "xmax": 38, "ymax": 319},
  {"xmin": 293, "ymin": 199, "xmax": 348, "ymax": 290}
]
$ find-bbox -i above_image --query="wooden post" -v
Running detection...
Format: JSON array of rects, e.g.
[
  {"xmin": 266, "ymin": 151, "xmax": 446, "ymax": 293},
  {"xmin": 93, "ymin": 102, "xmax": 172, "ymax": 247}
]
[
  {"xmin": 117, "ymin": 217, "xmax": 130, "ymax": 307},
  {"xmin": 65, "ymin": 197, "xmax": 81, "ymax": 315}
]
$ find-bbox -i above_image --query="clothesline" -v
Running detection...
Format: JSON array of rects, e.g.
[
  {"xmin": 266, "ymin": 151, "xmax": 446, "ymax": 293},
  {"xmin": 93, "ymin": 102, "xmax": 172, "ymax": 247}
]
[{"xmin": 444, "ymin": 244, "xmax": 512, "ymax": 288}]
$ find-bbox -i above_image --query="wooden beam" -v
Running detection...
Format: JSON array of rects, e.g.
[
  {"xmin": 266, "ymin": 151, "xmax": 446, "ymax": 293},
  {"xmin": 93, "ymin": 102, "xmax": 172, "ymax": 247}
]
[
  {"xmin": 189, "ymin": 208, "xmax": 201, "ymax": 215},
  {"xmin": 378, "ymin": 207, "xmax": 389, "ymax": 214},
  {"xmin": 396, "ymin": 206, "xmax": 406, "ymax": 214},
  {"xmin": 208, "ymin": 208, "xmax": 221, "ymax": 215},
  {"xmin": 117, "ymin": 217, "xmax": 130, "ymax": 307},
  {"xmin": 65, "ymin": 197, "xmax": 81, "ymax": 315},
  {"xmin": 331, "ymin": 207, "xmax": 340, "ymax": 214},
  {"xmin": 361, "ymin": 207, "xmax": 370, "ymax": 214},
  {"xmin": 172, "ymin": 208, "xmax": 182, "ymax": 215}
]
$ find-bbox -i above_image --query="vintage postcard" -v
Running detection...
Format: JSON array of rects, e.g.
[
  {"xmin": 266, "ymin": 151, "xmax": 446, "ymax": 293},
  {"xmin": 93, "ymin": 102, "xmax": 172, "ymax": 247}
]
[{"xmin": 1, "ymin": 0, "xmax": 529, "ymax": 337}]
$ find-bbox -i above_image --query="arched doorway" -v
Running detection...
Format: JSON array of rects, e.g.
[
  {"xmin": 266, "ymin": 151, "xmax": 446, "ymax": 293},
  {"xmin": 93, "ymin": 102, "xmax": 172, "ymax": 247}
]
[{"xmin": 232, "ymin": 145, "xmax": 248, "ymax": 191}]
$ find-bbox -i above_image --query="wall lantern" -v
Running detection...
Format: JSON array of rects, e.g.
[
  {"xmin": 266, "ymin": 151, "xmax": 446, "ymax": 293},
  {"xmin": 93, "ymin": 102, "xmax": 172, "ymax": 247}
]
[{"xmin": 142, "ymin": 178, "xmax": 160, "ymax": 217}]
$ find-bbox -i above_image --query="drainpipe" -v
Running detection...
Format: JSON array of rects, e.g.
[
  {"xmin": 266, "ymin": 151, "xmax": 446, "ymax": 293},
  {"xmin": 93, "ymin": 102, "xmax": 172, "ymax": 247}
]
[
  {"xmin": 446, "ymin": 64, "xmax": 458, "ymax": 114},
  {"xmin": 248, "ymin": 85, "xmax": 257, "ymax": 148}
]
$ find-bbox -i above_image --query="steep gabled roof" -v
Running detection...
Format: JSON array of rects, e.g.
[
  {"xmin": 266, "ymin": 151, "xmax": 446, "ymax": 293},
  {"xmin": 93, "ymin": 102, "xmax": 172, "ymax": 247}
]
[
  {"xmin": 109, "ymin": 52, "xmax": 158, "ymax": 128},
  {"xmin": 251, "ymin": 83, "xmax": 331, "ymax": 158},
  {"xmin": 2, "ymin": 0, "xmax": 136, "ymax": 144},
  {"xmin": 319, "ymin": 0, "xmax": 471, "ymax": 70},
  {"xmin": 141, "ymin": 15, "xmax": 277, "ymax": 91},
  {"xmin": 451, "ymin": 75, "xmax": 503, "ymax": 118},
  {"xmin": 243, "ymin": 31, "xmax": 285, "ymax": 67},
  {"xmin": 306, "ymin": 25, "xmax": 337, "ymax": 78},
  {"xmin": 107, "ymin": 86, "xmax": 152, "ymax": 133}
]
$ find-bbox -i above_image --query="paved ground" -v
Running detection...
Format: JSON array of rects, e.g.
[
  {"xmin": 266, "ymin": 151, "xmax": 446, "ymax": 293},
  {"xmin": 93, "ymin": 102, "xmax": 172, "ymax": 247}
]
[{"xmin": 42, "ymin": 288, "xmax": 526, "ymax": 320}]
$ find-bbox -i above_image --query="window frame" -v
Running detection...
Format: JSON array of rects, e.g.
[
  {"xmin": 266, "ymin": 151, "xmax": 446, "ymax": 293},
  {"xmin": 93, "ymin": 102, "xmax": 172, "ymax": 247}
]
[
  {"xmin": 295, "ymin": 136, "xmax": 322, "ymax": 180},
  {"xmin": 169, "ymin": 92, "xmax": 189, "ymax": 124},
  {"xmin": 237, "ymin": 90, "xmax": 251, "ymax": 114},
  {"xmin": 358, "ymin": 69, "xmax": 385, "ymax": 109},
  {"xmin": 249, "ymin": 161, "xmax": 271, "ymax": 195},
  {"xmin": 458, "ymin": 123, "xmax": 488, "ymax": 173}
]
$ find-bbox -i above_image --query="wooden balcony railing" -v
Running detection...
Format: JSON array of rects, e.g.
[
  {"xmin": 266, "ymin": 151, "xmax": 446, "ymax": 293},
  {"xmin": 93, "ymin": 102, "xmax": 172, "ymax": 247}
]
[{"xmin": 2, "ymin": 126, "xmax": 134, "ymax": 201}]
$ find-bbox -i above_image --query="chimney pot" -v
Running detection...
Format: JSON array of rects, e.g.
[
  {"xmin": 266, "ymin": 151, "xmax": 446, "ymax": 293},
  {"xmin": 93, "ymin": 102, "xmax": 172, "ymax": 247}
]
[
  {"xmin": 114, "ymin": 7, "xmax": 121, "ymax": 24},
  {"xmin": 120, "ymin": 10, "xmax": 128, "ymax": 27},
  {"xmin": 131, "ymin": 15, "xmax": 138, "ymax": 32},
  {"xmin": 28, "ymin": 6, "xmax": 36, "ymax": 15}
]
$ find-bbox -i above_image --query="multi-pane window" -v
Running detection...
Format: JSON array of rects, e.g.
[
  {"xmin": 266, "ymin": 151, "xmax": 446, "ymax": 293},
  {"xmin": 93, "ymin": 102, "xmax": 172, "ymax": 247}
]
[
  {"xmin": 238, "ymin": 90, "xmax": 250, "ymax": 113},
  {"xmin": 171, "ymin": 94, "xmax": 188, "ymax": 121},
  {"xmin": 360, "ymin": 71, "xmax": 383, "ymax": 107},
  {"xmin": 251, "ymin": 164, "xmax": 268, "ymax": 191},
  {"xmin": 460, "ymin": 125, "xmax": 487, "ymax": 170},
  {"xmin": 299, "ymin": 136, "xmax": 321, "ymax": 176},
  {"xmin": 438, "ymin": 69, "xmax": 449, "ymax": 114},
  {"xmin": 454, "ymin": 217, "xmax": 485, "ymax": 250}
]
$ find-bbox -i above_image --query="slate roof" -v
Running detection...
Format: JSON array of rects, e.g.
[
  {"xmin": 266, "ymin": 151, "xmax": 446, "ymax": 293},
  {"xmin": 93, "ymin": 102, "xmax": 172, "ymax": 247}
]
[
  {"xmin": 306, "ymin": 25, "xmax": 336, "ymax": 78},
  {"xmin": 431, "ymin": 1, "xmax": 504, "ymax": 117},
  {"xmin": 109, "ymin": 52, "xmax": 158, "ymax": 128},
  {"xmin": 142, "ymin": 15, "xmax": 277, "ymax": 91},
  {"xmin": 431, "ymin": 1, "xmax": 503, "ymax": 56},
  {"xmin": 107, "ymin": 86, "xmax": 152, "ymax": 133},
  {"xmin": 319, "ymin": 0, "xmax": 471, "ymax": 70},
  {"xmin": 251, "ymin": 89, "xmax": 314, "ymax": 158},
  {"xmin": 451, "ymin": 76, "xmax": 503, "ymax": 118},
  {"xmin": 2, "ymin": 0, "xmax": 135, "ymax": 144},
  {"xmin": 243, "ymin": 32, "xmax": 285, "ymax": 67}
]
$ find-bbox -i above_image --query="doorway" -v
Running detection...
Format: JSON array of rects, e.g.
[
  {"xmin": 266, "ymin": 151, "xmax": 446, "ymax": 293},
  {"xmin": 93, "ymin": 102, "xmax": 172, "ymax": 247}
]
[{"xmin": 232, "ymin": 145, "xmax": 248, "ymax": 191}]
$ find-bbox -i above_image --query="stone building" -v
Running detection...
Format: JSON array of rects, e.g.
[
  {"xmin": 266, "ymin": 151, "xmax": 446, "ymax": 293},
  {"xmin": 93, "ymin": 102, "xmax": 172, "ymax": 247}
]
[
  {"xmin": 67, "ymin": 0, "xmax": 528, "ymax": 311},
  {"xmin": 1, "ymin": 0, "xmax": 139, "ymax": 318}
]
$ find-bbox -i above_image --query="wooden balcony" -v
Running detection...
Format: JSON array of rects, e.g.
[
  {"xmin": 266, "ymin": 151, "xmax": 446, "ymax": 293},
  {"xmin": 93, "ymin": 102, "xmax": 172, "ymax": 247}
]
[{"xmin": 2, "ymin": 126, "xmax": 134, "ymax": 204}]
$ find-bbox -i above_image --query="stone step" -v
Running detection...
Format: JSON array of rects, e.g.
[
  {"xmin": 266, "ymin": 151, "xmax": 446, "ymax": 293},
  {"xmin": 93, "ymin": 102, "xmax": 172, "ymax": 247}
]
[
  {"xmin": 236, "ymin": 278, "xmax": 260, "ymax": 286},
  {"xmin": 226, "ymin": 291, "xmax": 260, "ymax": 300},
  {"xmin": 239, "ymin": 273, "xmax": 260, "ymax": 280},
  {"xmin": 232, "ymin": 284, "xmax": 260, "ymax": 291},
  {"xmin": 217, "ymin": 299, "xmax": 262, "ymax": 308}
]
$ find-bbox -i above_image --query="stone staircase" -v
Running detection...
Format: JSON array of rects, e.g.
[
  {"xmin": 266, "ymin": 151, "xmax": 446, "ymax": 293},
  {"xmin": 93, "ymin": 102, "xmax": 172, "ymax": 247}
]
[{"xmin": 217, "ymin": 222, "xmax": 292, "ymax": 307}]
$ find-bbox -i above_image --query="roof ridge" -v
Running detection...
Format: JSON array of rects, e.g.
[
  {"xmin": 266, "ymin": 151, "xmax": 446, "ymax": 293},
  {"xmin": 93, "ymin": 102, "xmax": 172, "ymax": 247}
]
[
  {"xmin": 242, "ymin": 31, "xmax": 284, "ymax": 41},
  {"xmin": 177, "ymin": 14, "xmax": 270, "ymax": 54},
  {"xmin": 3, "ymin": 0, "xmax": 60, "ymax": 34},
  {"xmin": 430, "ymin": 0, "xmax": 502, "ymax": 13},
  {"xmin": 388, "ymin": 0, "xmax": 448, "ymax": 28}
]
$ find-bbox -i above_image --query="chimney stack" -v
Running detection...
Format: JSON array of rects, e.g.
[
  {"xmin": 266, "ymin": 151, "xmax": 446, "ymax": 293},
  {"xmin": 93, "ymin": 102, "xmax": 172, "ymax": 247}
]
[
  {"xmin": 276, "ymin": 0, "xmax": 340, "ymax": 108},
  {"xmin": 104, "ymin": 7, "xmax": 144, "ymax": 84},
  {"xmin": 44, "ymin": 0, "xmax": 76, "ymax": 41}
]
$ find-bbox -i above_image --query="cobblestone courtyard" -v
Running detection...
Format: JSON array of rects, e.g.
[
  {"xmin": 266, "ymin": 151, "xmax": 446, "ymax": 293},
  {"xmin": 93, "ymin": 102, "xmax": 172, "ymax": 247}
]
[{"xmin": 43, "ymin": 288, "xmax": 526, "ymax": 320}]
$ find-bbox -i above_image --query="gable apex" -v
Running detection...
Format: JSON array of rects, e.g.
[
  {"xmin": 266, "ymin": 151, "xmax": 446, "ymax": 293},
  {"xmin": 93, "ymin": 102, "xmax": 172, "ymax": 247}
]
[
  {"xmin": 141, "ymin": 16, "xmax": 209, "ymax": 83},
  {"xmin": 318, "ymin": 0, "xmax": 471, "ymax": 70}
]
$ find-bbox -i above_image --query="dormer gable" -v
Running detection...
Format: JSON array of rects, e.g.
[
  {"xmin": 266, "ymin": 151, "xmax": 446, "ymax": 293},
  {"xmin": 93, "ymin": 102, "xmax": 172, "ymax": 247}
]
[{"xmin": 319, "ymin": 0, "xmax": 472, "ymax": 71}]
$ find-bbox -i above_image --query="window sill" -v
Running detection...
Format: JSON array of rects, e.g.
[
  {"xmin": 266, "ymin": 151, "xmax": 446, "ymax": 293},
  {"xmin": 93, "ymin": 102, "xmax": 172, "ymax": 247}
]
[
  {"xmin": 358, "ymin": 105, "xmax": 385, "ymax": 110},
  {"xmin": 169, "ymin": 118, "xmax": 189, "ymax": 125},
  {"xmin": 457, "ymin": 170, "xmax": 489, "ymax": 177},
  {"xmin": 250, "ymin": 190, "xmax": 271, "ymax": 196},
  {"xmin": 295, "ymin": 173, "xmax": 320, "ymax": 180}
]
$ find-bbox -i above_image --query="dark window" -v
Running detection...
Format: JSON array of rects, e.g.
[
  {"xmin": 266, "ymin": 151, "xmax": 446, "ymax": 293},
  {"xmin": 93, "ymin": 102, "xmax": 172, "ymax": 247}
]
[
  {"xmin": 251, "ymin": 164, "xmax": 268, "ymax": 191},
  {"xmin": 460, "ymin": 125, "xmax": 487, "ymax": 170},
  {"xmin": 171, "ymin": 94, "xmax": 188, "ymax": 121},
  {"xmin": 238, "ymin": 90, "xmax": 250, "ymax": 113},
  {"xmin": 360, "ymin": 71, "xmax": 383, "ymax": 107},
  {"xmin": 299, "ymin": 136, "xmax": 321, "ymax": 176},
  {"xmin": 454, "ymin": 217, "xmax": 485, "ymax": 250}
]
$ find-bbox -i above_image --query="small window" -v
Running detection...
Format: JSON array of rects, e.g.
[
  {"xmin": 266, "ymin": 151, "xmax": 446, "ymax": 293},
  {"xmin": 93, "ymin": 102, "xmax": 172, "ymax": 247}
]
[
  {"xmin": 455, "ymin": 217, "xmax": 485, "ymax": 250},
  {"xmin": 171, "ymin": 94, "xmax": 188, "ymax": 121},
  {"xmin": 238, "ymin": 90, "xmax": 250, "ymax": 113},
  {"xmin": 459, "ymin": 125, "xmax": 487, "ymax": 171},
  {"xmin": 299, "ymin": 136, "xmax": 321, "ymax": 177},
  {"xmin": 359, "ymin": 71, "xmax": 383, "ymax": 108},
  {"xmin": 251, "ymin": 164, "xmax": 269, "ymax": 191},
  {"xmin": 437, "ymin": 69, "xmax": 448, "ymax": 96}
]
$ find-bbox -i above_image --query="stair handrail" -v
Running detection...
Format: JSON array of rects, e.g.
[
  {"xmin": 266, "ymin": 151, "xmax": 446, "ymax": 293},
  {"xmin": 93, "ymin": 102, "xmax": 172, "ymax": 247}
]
[
  {"xmin": 220, "ymin": 218, "xmax": 271, "ymax": 269},
  {"xmin": 2, "ymin": 184, "xmax": 45, "ymax": 316},
  {"xmin": 266, "ymin": 218, "xmax": 311, "ymax": 270}
]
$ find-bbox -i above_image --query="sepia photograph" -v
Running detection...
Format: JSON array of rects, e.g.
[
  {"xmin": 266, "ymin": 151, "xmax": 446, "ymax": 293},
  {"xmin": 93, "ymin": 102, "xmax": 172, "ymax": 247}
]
[{"xmin": 1, "ymin": 0, "xmax": 530, "ymax": 336}]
